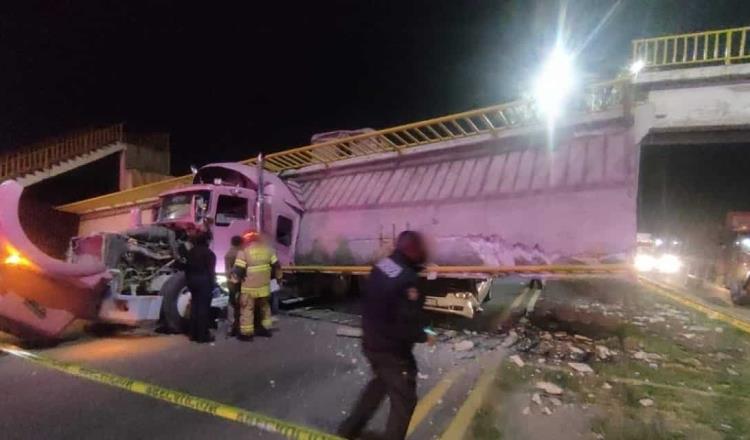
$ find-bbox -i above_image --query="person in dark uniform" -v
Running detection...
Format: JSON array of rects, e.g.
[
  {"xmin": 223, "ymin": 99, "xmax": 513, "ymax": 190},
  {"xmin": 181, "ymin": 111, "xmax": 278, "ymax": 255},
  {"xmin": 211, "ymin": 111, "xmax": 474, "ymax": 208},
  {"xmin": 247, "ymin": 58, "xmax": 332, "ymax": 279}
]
[
  {"xmin": 338, "ymin": 231, "xmax": 434, "ymax": 440},
  {"xmin": 224, "ymin": 235, "xmax": 244, "ymax": 337},
  {"xmin": 185, "ymin": 230, "xmax": 217, "ymax": 343}
]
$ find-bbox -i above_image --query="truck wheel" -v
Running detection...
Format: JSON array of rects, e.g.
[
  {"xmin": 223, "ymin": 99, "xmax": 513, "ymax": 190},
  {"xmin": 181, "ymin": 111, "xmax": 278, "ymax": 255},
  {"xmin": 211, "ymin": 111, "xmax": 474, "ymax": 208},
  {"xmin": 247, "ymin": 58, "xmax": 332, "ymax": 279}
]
[{"xmin": 160, "ymin": 272, "xmax": 190, "ymax": 333}]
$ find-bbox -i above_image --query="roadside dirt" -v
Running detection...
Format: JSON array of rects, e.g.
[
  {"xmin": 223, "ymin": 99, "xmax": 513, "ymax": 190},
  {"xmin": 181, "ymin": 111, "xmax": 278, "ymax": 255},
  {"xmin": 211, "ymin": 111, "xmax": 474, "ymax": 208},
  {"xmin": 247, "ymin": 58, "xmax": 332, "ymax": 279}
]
[{"xmin": 470, "ymin": 279, "xmax": 750, "ymax": 440}]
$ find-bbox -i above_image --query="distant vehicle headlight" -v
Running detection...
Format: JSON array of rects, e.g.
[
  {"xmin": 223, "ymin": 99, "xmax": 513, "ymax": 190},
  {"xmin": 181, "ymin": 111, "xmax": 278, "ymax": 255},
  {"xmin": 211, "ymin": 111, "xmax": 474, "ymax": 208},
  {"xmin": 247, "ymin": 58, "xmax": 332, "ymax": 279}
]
[
  {"xmin": 657, "ymin": 254, "xmax": 683, "ymax": 274},
  {"xmin": 634, "ymin": 254, "xmax": 656, "ymax": 272}
]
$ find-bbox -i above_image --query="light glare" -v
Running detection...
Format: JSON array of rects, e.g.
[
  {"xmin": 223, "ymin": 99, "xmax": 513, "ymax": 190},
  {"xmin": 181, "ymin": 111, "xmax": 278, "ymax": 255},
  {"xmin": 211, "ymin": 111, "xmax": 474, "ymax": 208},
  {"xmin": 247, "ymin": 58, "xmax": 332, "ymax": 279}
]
[
  {"xmin": 629, "ymin": 59, "xmax": 645, "ymax": 75},
  {"xmin": 534, "ymin": 47, "xmax": 574, "ymax": 119}
]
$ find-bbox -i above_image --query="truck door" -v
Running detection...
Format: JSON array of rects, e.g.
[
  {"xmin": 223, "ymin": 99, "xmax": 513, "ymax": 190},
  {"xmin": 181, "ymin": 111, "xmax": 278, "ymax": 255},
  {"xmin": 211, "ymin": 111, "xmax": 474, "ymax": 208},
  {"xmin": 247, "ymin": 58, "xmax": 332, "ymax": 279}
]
[{"xmin": 212, "ymin": 191, "xmax": 253, "ymax": 274}]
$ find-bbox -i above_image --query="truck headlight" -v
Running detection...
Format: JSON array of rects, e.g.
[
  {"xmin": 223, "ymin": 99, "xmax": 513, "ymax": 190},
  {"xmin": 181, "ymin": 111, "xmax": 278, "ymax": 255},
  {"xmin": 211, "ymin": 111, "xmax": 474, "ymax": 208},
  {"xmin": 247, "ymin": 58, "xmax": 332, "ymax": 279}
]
[
  {"xmin": 657, "ymin": 254, "xmax": 682, "ymax": 274},
  {"xmin": 634, "ymin": 254, "xmax": 656, "ymax": 272}
]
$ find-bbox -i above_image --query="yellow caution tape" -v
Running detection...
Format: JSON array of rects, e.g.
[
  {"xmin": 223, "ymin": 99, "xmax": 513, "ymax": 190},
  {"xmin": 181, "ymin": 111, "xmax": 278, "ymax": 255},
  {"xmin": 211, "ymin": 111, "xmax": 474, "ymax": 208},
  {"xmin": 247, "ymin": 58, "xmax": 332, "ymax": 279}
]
[
  {"xmin": 0, "ymin": 344, "xmax": 343, "ymax": 440},
  {"xmin": 639, "ymin": 277, "xmax": 750, "ymax": 335}
]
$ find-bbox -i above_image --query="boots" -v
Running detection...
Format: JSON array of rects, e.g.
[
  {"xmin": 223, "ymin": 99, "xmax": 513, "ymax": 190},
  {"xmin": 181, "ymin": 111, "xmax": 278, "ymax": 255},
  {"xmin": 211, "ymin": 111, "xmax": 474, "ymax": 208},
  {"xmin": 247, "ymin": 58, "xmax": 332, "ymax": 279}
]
[{"xmin": 256, "ymin": 328, "xmax": 272, "ymax": 338}]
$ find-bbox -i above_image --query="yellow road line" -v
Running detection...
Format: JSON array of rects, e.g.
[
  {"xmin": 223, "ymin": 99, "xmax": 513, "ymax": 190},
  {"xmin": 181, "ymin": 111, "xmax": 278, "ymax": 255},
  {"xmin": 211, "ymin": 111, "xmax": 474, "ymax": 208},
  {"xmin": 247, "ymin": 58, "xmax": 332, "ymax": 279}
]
[
  {"xmin": 525, "ymin": 288, "xmax": 543, "ymax": 315},
  {"xmin": 439, "ymin": 351, "xmax": 504, "ymax": 440},
  {"xmin": 639, "ymin": 277, "xmax": 750, "ymax": 335},
  {"xmin": 407, "ymin": 367, "xmax": 463, "ymax": 437},
  {"xmin": 0, "ymin": 344, "xmax": 342, "ymax": 440},
  {"xmin": 507, "ymin": 287, "xmax": 531, "ymax": 312}
]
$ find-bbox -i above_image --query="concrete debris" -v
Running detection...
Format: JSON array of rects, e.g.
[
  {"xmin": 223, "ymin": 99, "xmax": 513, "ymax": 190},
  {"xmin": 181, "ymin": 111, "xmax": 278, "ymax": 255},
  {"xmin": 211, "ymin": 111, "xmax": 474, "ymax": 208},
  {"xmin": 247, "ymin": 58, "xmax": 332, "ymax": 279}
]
[
  {"xmin": 522, "ymin": 406, "xmax": 531, "ymax": 416},
  {"xmin": 720, "ymin": 423, "xmax": 733, "ymax": 431},
  {"xmin": 509, "ymin": 355, "xmax": 525, "ymax": 368},
  {"xmin": 501, "ymin": 330, "xmax": 519, "ymax": 348},
  {"xmin": 568, "ymin": 362, "xmax": 594, "ymax": 374},
  {"xmin": 632, "ymin": 351, "xmax": 663, "ymax": 362},
  {"xmin": 648, "ymin": 363, "xmax": 659, "ymax": 369},
  {"xmin": 535, "ymin": 381, "xmax": 563, "ymax": 395},
  {"xmin": 418, "ymin": 372, "xmax": 429, "ymax": 380},
  {"xmin": 715, "ymin": 353, "xmax": 733, "ymax": 361},
  {"xmin": 549, "ymin": 397, "xmax": 562, "ymax": 406},
  {"xmin": 336, "ymin": 326, "xmax": 362, "ymax": 338},
  {"xmin": 454, "ymin": 340, "xmax": 475, "ymax": 352},
  {"xmin": 463, "ymin": 329, "xmax": 472, "ymax": 336},
  {"xmin": 727, "ymin": 368, "xmax": 739, "ymax": 376},
  {"xmin": 531, "ymin": 393, "xmax": 542, "ymax": 405},
  {"xmin": 574, "ymin": 334, "xmax": 593, "ymax": 343},
  {"xmin": 542, "ymin": 406, "xmax": 553, "ymax": 415},
  {"xmin": 443, "ymin": 330, "xmax": 458, "ymax": 338},
  {"xmin": 682, "ymin": 333, "xmax": 696, "ymax": 339},
  {"xmin": 595, "ymin": 345, "xmax": 611, "ymax": 360},
  {"xmin": 639, "ymin": 398, "xmax": 654, "ymax": 407},
  {"xmin": 687, "ymin": 325, "xmax": 710, "ymax": 332},
  {"xmin": 602, "ymin": 382, "xmax": 612, "ymax": 390}
]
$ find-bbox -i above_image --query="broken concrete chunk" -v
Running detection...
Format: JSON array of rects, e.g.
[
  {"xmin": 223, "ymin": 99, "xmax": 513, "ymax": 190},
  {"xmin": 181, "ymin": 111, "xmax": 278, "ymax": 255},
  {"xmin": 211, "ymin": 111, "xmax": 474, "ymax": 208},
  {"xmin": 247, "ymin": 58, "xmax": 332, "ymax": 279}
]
[
  {"xmin": 509, "ymin": 354, "xmax": 525, "ymax": 368},
  {"xmin": 727, "ymin": 368, "xmax": 739, "ymax": 376},
  {"xmin": 639, "ymin": 398, "xmax": 654, "ymax": 407},
  {"xmin": 595, "ymin": 345, "xmax": 611, "ymax": 359},
  {"xmin": 454, "ymin": 340, "xmax": 475, "ymax": 352},
  {"xmin": 549, "ymin": 397, "xmax": 562, "ymax": 406},
  {"xmin": 522, "ymin": 406, "xmax": 531, "ymax": 416},
  {"xmin": 336, "ymin": 326, "xmax": 363, "ymax": 338},
  {"xmin": 574, "ymin": 334, "xmax": 593, "ymax": 343},
  {"xmin": 542, "ymin": 406, "xmax": 552, "ymax": 415},
  {"xmin": 568, "ymin": 362, "xmax": 594, "ymax": 374},
  {"xmin": 535, "ymin": 381, "xmax": 563, "ymax": 395},
  {"xmin": 602, "ymin": 382, "xmax": 612, "ymax": 390},
  {"xmin": 531, "ymin": 393, "xmax": 542, "ymax": 406},
  {"xmin": 501, "ymin": 330, "xmax": 519, "ymax": 348}
]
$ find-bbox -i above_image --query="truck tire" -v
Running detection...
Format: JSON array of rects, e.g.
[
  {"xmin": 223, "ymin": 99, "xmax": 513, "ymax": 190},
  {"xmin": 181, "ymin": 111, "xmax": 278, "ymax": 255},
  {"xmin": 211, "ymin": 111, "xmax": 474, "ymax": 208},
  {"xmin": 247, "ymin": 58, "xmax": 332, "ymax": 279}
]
[{"xmin": 160, "ymin": 272, "xmax": 190, "ymax": 333}]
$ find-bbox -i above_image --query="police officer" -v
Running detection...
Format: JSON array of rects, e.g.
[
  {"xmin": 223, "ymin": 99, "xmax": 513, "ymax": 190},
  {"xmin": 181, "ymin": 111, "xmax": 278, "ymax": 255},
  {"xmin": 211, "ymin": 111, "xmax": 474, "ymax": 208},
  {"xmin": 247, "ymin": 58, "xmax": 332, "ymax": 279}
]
[
  {"xmin": 224, "ymin": 235, "xmax": 244, "ymax": 336},
  {"xmin": 232, "ymin": 231, "xmax": 281, "ymax": 341},
  {"xmin": 338, "ymin": 231, "xmax": 434, "ymax": 440},
  {"xmin": 185, "ymin": 230, "xmax": 217, "ymax": 343}
]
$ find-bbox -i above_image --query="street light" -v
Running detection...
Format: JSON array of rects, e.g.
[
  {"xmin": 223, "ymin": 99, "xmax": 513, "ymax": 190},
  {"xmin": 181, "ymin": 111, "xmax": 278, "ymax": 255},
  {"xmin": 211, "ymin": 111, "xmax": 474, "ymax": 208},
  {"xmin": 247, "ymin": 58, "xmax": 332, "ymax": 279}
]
[
  {"xmin": 533, "ymin": 46, "xmax": 575, "ymax": 120},
  {"xmin": 629, "ymin": 59, "xmax": 645, "ymax": 75}
]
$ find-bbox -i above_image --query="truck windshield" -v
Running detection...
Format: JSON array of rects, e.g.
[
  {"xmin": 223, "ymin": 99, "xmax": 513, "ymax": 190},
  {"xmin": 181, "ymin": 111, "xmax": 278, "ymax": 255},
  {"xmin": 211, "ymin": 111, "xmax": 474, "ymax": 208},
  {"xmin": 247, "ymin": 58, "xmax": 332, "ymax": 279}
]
[{"xmin": 158, "ymin": 191, "xmax": 210, "ymax": 222}]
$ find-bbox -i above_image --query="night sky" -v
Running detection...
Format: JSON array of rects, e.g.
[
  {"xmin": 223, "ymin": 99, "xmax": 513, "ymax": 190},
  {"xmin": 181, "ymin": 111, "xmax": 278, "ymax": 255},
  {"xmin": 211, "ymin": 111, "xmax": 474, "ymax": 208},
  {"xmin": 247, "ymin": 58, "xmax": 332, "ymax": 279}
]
[{"xmin": 2, "ymin": 0, "xmax": 750, "ymax": 247}]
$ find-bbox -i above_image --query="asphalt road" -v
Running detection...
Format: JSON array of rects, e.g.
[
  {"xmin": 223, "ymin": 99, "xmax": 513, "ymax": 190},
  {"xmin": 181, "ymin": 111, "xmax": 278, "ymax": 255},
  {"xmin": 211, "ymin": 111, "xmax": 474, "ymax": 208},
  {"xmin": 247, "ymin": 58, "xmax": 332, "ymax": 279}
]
[{"xmin": 0, "ymin": 313, "xmax": 491, "ymax": 440}]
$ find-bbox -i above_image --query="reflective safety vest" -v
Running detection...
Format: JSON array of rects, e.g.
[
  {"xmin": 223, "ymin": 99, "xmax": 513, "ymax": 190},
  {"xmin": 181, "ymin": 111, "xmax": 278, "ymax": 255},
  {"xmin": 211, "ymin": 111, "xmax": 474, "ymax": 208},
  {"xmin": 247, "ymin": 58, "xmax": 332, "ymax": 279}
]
[{"xmin": 234, "ymin": 242, "xmax": 278, "ymax": 297}]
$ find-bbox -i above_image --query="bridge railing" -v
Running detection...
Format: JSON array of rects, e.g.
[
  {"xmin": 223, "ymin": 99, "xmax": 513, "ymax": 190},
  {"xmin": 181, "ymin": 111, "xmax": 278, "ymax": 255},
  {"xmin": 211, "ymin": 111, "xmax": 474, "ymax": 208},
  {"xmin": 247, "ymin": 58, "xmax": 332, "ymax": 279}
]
[
  {"xmin": 632, "ymin": 25, "xmax": 750, "ymax": 70},
  {"xmin": 245, "ymin": 79, "xmax": 628, "ymax": 173},
  {"xmin": 0, "ymin": 124, "xmax": 125, "ymax": 180},
  {"xmin": 58, "ymin": 79, "xmax": 628, "ymax": 214}
]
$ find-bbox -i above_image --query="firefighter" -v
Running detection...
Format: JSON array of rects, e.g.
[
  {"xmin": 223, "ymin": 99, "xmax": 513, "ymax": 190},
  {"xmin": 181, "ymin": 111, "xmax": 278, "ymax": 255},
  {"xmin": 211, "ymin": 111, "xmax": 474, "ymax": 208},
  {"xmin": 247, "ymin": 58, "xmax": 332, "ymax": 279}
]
[
  {"xmin": 224, "ymin": 235, "xmax": 244, "ymax": 337},
  {"xmin": 232, "ymin": 231, "xmax": 281, "ymax": 341},
  {"xmin": 185, "ymin": 230, "xmax": 217, "ymax": 343},
  {"xmin": 338, "ymin": 231, "xmax": 434, "ymax": 440}
]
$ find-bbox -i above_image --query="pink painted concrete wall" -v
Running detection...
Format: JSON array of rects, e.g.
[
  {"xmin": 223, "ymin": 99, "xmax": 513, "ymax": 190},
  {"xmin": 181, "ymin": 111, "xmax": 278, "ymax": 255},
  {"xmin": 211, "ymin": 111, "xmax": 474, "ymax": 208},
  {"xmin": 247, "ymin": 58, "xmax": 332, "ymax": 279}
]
[{"xmin": 291, "ymin": 124, "xmax": 638, "ymax": 266}]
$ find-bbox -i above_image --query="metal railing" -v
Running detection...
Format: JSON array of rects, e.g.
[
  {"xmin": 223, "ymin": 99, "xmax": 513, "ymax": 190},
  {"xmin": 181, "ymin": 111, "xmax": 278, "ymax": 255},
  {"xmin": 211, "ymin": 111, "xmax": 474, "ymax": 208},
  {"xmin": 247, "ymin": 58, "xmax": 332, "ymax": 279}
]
[
  {"xmin": 244, "ymin": 79, "xmax": 627, "ymax": 173},
  {"xmin": 632, "ymin": 25, "xmax": 750, "ymax": 69},
  {"xmin": 58, "ymin": 79, "xmax": 628, "ymax": 215},
  {"xmin": 0, "ymin": 124, "xmax": 125, "ymax": 180}
]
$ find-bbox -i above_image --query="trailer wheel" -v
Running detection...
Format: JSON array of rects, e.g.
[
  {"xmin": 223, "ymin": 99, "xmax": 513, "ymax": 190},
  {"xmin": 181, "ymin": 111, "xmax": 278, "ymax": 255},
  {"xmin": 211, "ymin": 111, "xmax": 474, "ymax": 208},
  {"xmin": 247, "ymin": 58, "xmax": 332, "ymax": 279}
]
[{"xmin": 160, "ymin": 272, "xmax": 190, "ymax": 333}]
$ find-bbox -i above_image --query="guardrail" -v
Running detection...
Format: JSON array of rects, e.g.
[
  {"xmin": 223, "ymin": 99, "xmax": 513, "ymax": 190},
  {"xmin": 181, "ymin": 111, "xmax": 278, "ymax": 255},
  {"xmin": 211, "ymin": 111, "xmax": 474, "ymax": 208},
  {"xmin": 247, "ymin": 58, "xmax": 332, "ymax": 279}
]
[
  {"xmin": 58, "ymin": 79, "xmax": 628, "ymax": 215},
  {"xmin": 632, "ymin": 25, "xmax": 750, "ymax": 69},
  {"xmin": 245, "ymin": 79, "xmax": 627, "ymax": 173},
  {"xmin": 0, "ymin": 124, "xmax": 125, "ymax": 181}
]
